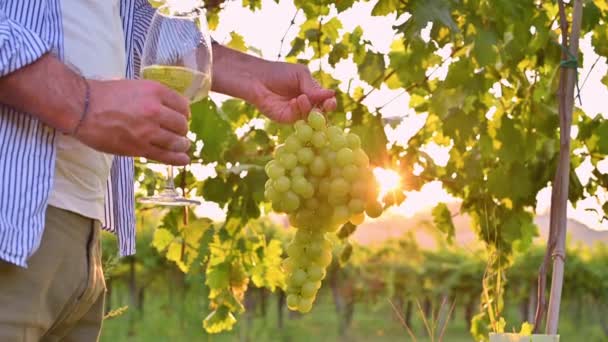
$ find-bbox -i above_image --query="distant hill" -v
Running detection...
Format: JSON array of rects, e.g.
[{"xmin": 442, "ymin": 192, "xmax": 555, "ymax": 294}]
[{"xmin": 350, "ymin": 202, "xmax": 608, "ymax": 249}]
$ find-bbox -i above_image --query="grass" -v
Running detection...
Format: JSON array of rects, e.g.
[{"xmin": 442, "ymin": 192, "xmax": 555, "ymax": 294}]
[{"xmin": 100, "ymin": 280, "xmax": 605, "ymax": 342}]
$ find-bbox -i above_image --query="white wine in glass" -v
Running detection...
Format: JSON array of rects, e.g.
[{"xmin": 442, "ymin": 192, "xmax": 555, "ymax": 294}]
[{"xmin": 138, "ymin": 4, "xmax": 212, "ymax": 206}]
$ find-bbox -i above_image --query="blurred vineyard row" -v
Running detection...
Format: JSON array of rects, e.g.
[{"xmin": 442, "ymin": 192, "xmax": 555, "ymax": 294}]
[{"xmin": 100, "ymin": 212, "xmax": 608, "ymax": 341}]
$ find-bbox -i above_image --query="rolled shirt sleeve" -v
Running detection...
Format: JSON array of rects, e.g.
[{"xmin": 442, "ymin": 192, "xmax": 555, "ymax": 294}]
[{"xmin": 0, "ymin": 10, "xmax": 51, "ymax": 77}]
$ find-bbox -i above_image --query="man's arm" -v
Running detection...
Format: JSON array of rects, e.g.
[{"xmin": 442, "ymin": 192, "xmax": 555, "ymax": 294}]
[
  {"xmin": 0, "ymin": 10, "xmax": 192, "ymax": 166},
  {"xmin": 0, "ymin": 54, "xmax": 87, "ymax": 133},
  {"xmin": 210, "ymin": 44, "xmax": 337, "ymax": 123}
]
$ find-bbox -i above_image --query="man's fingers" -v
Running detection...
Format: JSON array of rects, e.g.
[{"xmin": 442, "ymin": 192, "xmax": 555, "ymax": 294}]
[
  {"xmin": 144, "ymin": 145, "xmax": 190, "ymax": 166},
  {"xmin": 157, "ymin": 85, "xmax": 190, "ymax": 118},
  {"xmin": 322, "ymin": 97, "xmax": 337, "ymax": 112},
  {"xmin": 296, "ymin": 94, "xmax": 312, "ymax": 119},
  {"xmin": 289, "ymin": 98, "xmax": 301, "ymax": 120},
  {"xmin": 157, "ymin": 107, "xmax": 189, "ymax": 135},
  {"xmin": 149, "ymin": 129, "xmax": 191, "ymax": 153}
]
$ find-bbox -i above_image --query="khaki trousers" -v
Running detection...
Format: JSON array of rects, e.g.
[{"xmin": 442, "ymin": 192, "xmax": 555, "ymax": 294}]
[{"xmin": 0, "ymin": 206, "xmax": 106, "ymax": 341}]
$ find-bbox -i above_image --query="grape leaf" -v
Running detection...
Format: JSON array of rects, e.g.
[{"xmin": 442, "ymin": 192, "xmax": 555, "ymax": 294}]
[
  {"xmin": 372, "ymin": 0, "xmax": 400, "ymax": 16},
  {"xmin": 190, "ymin": 99, "xmax": 237, "ymax": 162},
  {"xmin": 152, "ymin": 228, "xmax": 174, "ymax": 252},
  {"xmin": 203, "ymin": 305, "xmax": 237, "ymax": 334},
  {"xmin": 227, "ymin": 32, "xmax": 247, "ymax": 52},
  {"xmin": 473, "ymin": 29, "xmax": 498, "ymax": 67},
  {"xmin": 206, "ymin": 261, "xmax": 231, "ymax": 289},
  {"xmin": 431, "ymin": 203, "xmax": 455, "ymax": 244},
  {"xmin": 357, "ymin": 51, "xmax": 386, "ymax": 88}
]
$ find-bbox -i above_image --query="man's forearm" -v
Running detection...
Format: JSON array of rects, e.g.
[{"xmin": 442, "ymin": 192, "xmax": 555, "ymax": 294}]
[
  {"xmin": 210, "ymin": 44, "xmax": 268, "ymax": 103},
  {"xmin": 0, "ymin": 53, "xmax": 85, "ymax": 133}
]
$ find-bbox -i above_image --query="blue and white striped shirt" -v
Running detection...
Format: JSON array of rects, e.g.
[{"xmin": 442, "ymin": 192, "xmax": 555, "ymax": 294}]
[{"xmin": 0, "ymin": 0, "xmax": 157, "ymax": 267}]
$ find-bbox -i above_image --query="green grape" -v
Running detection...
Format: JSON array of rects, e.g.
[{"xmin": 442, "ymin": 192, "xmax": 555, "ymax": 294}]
[
  {"xmin": 294, "ymin": 120, "xmax": 307, "ymax": 131},
  {"xmin": 350, "ymin": 181, "xmax": 368, "ymax": 199},
  {"xmin": 348, "ymin": 198, "xmax": 365, "ymax": 214},
  {"xmin": 295, "ymin": 124, "xmax": 314, "ymax": 142},
  {"xmin": 291, "ymin": 176, "xmax": 308, "ymax": 196},
  {"xmin": 279, "ymin": 153, "xmax": 298, "ymax": 169},
  {"xmin": 342, "ymin": 164, "xmax": 358, "ymax": 182},
  {"xmin": 272, "ymin": 200, "xmax": 284, "ymax": 212},
  {"xmin": 295, "ymin": 209, "xmax": 315, "ymax": 227},
  {"xmin": 285, "ymin": 135, "xmax": 302, "ymax": 153},
  {"xmin": 311, "ymin": 131, "xmax": 327, "ymax": 148},
  {"xmin": 286, "ymin": 242, "xmax": 303, "ymax": 258},
  {"xmin": 317, "ymin": 179, "xmax": 331, "ymax": 196},
  {"xmin": 300, "ymin": 183, "xmax": 314, "ymax": 199},
  {"xmin": 298, "ymin": 297, "xmax": 314, "ymax": 313},
  {"xmin": 265, "ymin": 186, "xmax": 282, "ymax": 203},
  {"xmin": 274, "ymin": 144, "xmax": 287, "ymax": 157},
  {"xmin": 353, "ymin": 148, "xmax": 370, "ymax": 167},
  {"xmin": 330, "ymin": 178, "xmax": 350, "ymax": 197},
  {"xmin": 327, "ymin": 192, "xmax": 348, "ymax": 206},
  {"xmin": 301, "ymin": 282, "xmax": 318, "ymax": 298},
  {"xmin": 322, "ymin": 149, "xmax": 337, "ymax": 165},
  {"xmin": 349, "ymin": 212, "xmax": 365, "ymax": 225},
  {"xmin": 308, "ymin": 176, "xmax": 320, "ymax": 189},
  {"xmin": 307, "ymin": 265, "xmax": 325, "ymax": 282},
  {"xmin": 291, "ymin": 165, "xmax": 307, "ymax": 177},
  {"xmin": 329, "ymin": 134, "xmax": 347, "ymax": 151},
  {"xmin": 382, "ymin": 190, "xmax": 404, "ymax": 204},
  {"xmin": 288, "ymin": 214, "xmax": 298, "ymax": 227},
  {"xmin": 286, "ymin": 294, "xmax": 300, "ymax": 310},
  {"xmin": 323, "ymin": 224, "xmax": 340, "ymax": 233},
  {"xmin": 286, "ymin": 285, "xmax": 299, "ymax": 295},
  {"xmin": 327, "ymin": 126, "xmax": 342, "ymax": 139},
  {"xmin": 306, "ymin": 242, "xmax": 323, "ymax": 257},
  {"xmin": 336, "ymin": 147, "xmax": 354, "ymax": 167},
  {"xmin": 282, "ymin": 257, "xmax": 296, "ymax": 273},
  {"xmin": 305, "ymin": 197, "xmax": 320, "ymax": 210},
  {"xmin": 297, "ymin": 147, "xmax": 315, "ymax": 165},
  {"xmin": 308, "ymin": 110, "xmax": 326, "ymax": 131},
  {"xmin": 294, "ymin": 230, "xmax": 313, "ymax": 244},
  {"xmin": 330, "ymin": 167, "xmax": 342, "ymax": 179},
  {"xmin": 283, "ymin": 191, "xmax": 301, "ymax": 212},
  {"xmin": 315, "ymin": 249, "xmax": 332, "ymax": 267},
  {"xmin": 267, "ymin": 166, "xmax": 285, "ymax": 180},
  {"xmin": 309, "ymin": 156, "xmax": 327, "ymax": 177},
  {"xmin": 365, "ymin": 200, "xmax": 383, "ymax": 218},
  {"xmin": 274, "ymin": 176, "xmax": 291, "ymax": 192},
  {"xmin": 292, "ymin": 268, "xmax": 308, "ymax": 286},
  {"xmin": 332, "ymin": 205, "xmax": 350, "ymax": 225},
  {"xmin": 346, "ymin": 133, "xmax": 361, "ymax": 149},
  {"xmin": 317, "ymin": 205, "xmax": 333, "ymax": 219}
]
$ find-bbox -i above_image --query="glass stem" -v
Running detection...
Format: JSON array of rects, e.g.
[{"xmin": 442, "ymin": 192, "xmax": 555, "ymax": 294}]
[{"xmin": 165, "ymin": 165, "xmax": 176, "ymax": 191}]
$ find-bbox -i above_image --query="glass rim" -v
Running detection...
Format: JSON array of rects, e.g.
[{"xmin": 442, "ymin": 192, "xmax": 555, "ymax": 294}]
[{"xmin": 156, "ymin": 4, "xmax": 205, "ymax": 19}]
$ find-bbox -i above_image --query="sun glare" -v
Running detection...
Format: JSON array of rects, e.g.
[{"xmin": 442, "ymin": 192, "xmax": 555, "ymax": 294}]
[{"xmin": 373, "ymin": 167, "xmax": 401, "ymax": 199}]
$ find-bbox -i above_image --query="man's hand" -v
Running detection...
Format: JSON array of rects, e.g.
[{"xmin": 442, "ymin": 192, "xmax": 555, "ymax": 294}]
[
  {"xmin": 75, "ymin": 80, "xmax": 191, "ymax": 165},
  {"xmin": 211, "ymin": 45, "xmax": 337, "ymax": 123},
  {"xmin": 248, "ymin": 62, "xmax": 337, "ymax": 123},
  {"xmin": 0, "ymin": 54, "xmax": 191, "ymax": 165}
]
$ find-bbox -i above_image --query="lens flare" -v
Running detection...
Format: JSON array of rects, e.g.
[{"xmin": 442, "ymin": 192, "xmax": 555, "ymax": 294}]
[{"xmin": 373, "ymin": 167, "xmax": 401, "ymax": 199}]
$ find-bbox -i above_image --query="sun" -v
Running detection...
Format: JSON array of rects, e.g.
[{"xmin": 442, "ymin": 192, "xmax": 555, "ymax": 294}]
[{"xmin": 373, "ymin": 167, "xmax": 402, "ymax": 199}]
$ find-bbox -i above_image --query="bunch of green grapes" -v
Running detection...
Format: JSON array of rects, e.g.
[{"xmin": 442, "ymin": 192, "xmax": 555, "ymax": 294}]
[{"xmin": 264, "ymin": 109, "xmax": 382, "ymax": 312}]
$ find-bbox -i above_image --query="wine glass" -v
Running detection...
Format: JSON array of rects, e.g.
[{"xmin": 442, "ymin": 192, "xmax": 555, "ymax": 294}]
[{"xmin": 138, "ymin": 4, "xmax": 212, "ymax": 206}]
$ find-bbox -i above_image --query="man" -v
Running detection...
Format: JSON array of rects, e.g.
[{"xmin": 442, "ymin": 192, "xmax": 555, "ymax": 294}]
[{"xmin": 0, "ymin": 0, "xmax": 336, "ymax": 340}]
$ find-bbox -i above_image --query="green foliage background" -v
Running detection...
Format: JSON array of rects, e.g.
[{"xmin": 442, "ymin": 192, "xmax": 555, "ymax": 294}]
[{"xmin": 129, "ymin": 0, "xmax": 608, "ymax": 340}]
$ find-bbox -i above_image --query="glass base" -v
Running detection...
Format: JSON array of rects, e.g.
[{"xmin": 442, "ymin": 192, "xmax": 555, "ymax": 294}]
[{"xmin": 138, "ymin": 189, "xmax": 201, "ymax": 207}]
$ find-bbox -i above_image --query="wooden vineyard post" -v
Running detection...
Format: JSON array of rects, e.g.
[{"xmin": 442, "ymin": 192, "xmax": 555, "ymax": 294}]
[{"xmin": 544, "ymin": 0, "xmax": 583, "ymax": 335}]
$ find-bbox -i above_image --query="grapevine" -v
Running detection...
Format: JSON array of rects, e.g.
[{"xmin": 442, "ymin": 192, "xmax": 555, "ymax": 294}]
[{"xmin": 264, "ymin": 109, "xmax": 381, "ymax": 312}]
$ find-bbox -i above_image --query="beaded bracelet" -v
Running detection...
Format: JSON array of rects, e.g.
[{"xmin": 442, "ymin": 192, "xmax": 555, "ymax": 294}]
[{"xmin": 71, "ymin": 76, "xmax": 90, "ymax": 136}]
